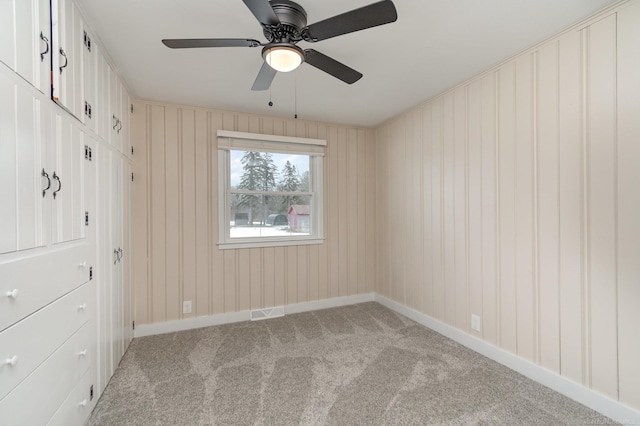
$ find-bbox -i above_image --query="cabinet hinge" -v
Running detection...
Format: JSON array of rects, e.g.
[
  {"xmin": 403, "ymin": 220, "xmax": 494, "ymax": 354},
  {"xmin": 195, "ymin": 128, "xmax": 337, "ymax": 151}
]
[
  {"xmin": 84, "ymin": 101, "xmax": 92, "ymax": 119},
  {"xmin": 83, "ymin": 31, "xmax": 92, "ymax": 51},
  {"xmin": 131, "ymin": 146, "xmax": 134, "ymax": 155},
  {"xmin": 132, "ymin": 321, "xmax": 135, "ymax": 330},
  {"xmin": 130, "ymin": 104, "xmax": 133, "ymax": 113},
  {"xmin": 90, "ymin": 385, "xmax": 94, "ymax": 401},
  {"xmin": 89, "ymin": 266, "xmax": 93, "ymax": 280},
  {"xmin": 84, "ymin": 145, "xmax": 93, "ymax": 161},
  {"xmin": 85, "ymin": 211, "xmax": 89, "ymax": 226},
  {"xmin": 131, "ymin": 172, "xmax": 134, "ymax": 182}
]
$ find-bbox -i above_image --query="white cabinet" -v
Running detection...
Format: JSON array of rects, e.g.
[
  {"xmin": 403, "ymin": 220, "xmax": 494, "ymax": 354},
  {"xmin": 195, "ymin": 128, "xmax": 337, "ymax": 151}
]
[
  {"xmin": 0, "ymin": 0, "xmax": 51, "ymax": 93},
  {"xmin": 51, "ymin": 0, "xmax": 84, "ymax": 121},
  {"xmin": 0, "ymin": 67, "xmax": 45, "ymax": 254},
  {"xmin": 96, "ymin": 146, "xmax": 132, "ymax": 393},
  {"xmin": 1, "ymin": 0, "xmax": 132, "ymax": 422},
  {"xmin": 49, "ymin": 110, "xmax": 89, "ymax": 244}
]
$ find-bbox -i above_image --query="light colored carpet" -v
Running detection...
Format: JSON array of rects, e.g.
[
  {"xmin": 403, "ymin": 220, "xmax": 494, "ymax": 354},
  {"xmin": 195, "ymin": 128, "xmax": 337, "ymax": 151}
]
[{"xmin": 88, "ymin": 302, "xmax": 616, "ymax": 425}]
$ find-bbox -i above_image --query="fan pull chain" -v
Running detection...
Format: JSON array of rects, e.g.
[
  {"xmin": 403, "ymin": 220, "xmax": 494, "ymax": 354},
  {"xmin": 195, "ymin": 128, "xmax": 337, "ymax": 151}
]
[
  {"xmin": 268, "ymin": 86, "xmax": 273, "ymax": 107},
  {"xmin": 294, "ymin": 74, "xmax": 298, "ymax": 119}
]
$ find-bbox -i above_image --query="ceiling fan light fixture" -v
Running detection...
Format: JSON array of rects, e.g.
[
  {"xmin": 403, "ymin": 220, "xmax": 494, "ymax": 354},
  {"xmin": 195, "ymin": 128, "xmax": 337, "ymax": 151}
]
[{"xmin": 263, "ymin": 45, "xmax": 304, "ymax": 72}]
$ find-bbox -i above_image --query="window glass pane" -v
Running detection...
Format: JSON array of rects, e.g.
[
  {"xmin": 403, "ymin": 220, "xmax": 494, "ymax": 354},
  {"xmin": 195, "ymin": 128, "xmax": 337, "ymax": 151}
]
[
  {"xmin": 230, "ymin": 150, "xmax": 310, "ymax": 192},
  {"xmin": 230, "ymin": 194, "xmax": 312, "ymax": 238}
]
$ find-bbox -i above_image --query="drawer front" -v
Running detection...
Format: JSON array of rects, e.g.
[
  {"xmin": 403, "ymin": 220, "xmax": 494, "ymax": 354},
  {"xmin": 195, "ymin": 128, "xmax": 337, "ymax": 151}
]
[
  {"xmin": 0, "ymin": 281, "xmax": 94, "ymax": 400},
  {"xmin": 0, "ymin": 322, "xmax": 92, "ymax": 425},
  {"xmin": 0, "ymin": 243, "xmax": 94, "ymax": 331},
  {"xmin": 47, "ymin": 370, "xmax": 92, "ymax": 426}
]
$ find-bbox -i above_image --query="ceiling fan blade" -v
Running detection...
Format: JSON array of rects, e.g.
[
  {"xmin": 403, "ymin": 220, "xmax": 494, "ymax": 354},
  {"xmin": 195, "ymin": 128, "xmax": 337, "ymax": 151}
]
[
  {"xmin": 162, "ymin": 38, "xmax": 261, "ymax": 48},
  {"xmin": 304, "ymin": 49, "xmax": 362, "ymax": 84},
  {"xmin": 252, "ymin": 62, "xmax": 278, "ymax": 91},
  {"xmin": 242, "ymin": 0, "xmax": 281, "ymax": 26},
  {"xmin": 303, "ymin": 0, "xmax": 397, "ymax": 42}
]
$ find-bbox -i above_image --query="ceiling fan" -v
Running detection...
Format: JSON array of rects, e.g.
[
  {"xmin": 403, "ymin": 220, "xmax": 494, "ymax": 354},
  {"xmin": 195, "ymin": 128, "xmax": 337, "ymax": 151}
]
[{"xmin": 162, "ymin": 0, "xmax": 398, "ymax": 91}]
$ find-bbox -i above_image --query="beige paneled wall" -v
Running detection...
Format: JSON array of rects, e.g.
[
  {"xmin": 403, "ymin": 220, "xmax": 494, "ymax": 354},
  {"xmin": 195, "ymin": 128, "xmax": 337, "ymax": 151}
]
[
  {"xmin": 375, "ymin": 1, "xmax": 640, "ymax": 410},
  {"xmin": 132, "ymin": 103, "xmax": 376, "ymax": 325}
]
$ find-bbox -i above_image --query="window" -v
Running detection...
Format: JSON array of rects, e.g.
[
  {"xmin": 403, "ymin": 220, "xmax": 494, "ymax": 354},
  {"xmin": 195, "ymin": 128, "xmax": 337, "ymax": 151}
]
[{"xmin": 217, "ymin": 130, "xmax": 325, "ymax": 249}]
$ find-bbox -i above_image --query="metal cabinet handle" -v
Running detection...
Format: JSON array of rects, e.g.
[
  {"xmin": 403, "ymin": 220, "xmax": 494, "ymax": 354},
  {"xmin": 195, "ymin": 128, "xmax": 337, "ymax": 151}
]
[
  {"xmin": 39, "ymin": 32, "xmax": 49, "ymax": 62},
  {"xmin": 117, "ymin": 120, "xmax": 122, "ymax": 133},
  {"xmin": 114, "ymin": 248, "xmax": 119, "ymax": 264},
  {"xmin": 52, "ymin": 172, "xmax": 62, "ymax": 199},
  {"xmin": 41, "ymin": 168, "xmax": 51, "ymax": 197},
  {"xmin": 118, "ymin": 247, "xmax": 123, "ymax": 261},
  {"xmin": 59, "ymin": 48, "xmax": 68, "ymax": 74},
  {"xmin": 112, "ymin": 115, "xmax": 118, "ymax": 130}
]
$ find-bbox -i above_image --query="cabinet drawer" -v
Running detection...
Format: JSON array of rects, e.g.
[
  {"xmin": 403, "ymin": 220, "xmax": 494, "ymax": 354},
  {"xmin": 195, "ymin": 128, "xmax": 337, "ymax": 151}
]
[
  {"xmin": 0, "ymin": 243, "xmax": 93, "ymax": 331},
  {"xmin": 0, "ymin": 281, "xmax": 93, "ymax": 400},
  {"xmin": 47, "ymin": 369, "xmax": 92, "ymax": 426},
  {"xmin": 0, "ymin": 322, "xmax": 92, "ymax": 425}
]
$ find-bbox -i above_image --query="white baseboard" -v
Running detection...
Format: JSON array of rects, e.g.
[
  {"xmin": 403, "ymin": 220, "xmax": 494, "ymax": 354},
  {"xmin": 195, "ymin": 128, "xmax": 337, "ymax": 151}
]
[
  {"xmin": 133, "ymin": 292, "xmax": 375, "ymax": 338},
  {"xmin": 375, "ymin": 294, "xmax": 640, "ymax": 425}
]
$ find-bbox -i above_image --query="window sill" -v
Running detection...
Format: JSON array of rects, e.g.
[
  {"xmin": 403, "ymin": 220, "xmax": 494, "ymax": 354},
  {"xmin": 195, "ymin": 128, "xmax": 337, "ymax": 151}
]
[{"xmin": 217, "ymin": 238, "xmax": 325, "ymax": 250}]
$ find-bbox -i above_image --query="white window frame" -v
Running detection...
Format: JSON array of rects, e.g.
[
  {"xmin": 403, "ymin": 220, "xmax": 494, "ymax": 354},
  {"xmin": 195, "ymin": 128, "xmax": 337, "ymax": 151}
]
[{"xmin": 217, "ymin": 130, "xmax": 325, "ymax": 249}]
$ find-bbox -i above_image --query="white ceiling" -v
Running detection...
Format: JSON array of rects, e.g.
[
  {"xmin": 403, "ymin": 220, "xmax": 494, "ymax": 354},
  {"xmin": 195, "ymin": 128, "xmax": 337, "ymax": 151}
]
[{"xmin": 77, "ymin": 0, "xmax": 616, "ymax": 127}]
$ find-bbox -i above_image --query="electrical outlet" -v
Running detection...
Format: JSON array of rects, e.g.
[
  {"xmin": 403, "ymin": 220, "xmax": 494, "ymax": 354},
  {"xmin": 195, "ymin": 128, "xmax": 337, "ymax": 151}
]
[
  {"xmin": 471, "ymin": 314, "xmax": 481, "ymax": 332},
  {"xmin": 183, "ymin": 301, "xmax": 192, "ymax": 314}
]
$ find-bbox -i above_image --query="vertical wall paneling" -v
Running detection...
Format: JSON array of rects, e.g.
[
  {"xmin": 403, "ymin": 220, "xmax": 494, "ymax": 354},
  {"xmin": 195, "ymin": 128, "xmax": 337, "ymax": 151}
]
[
  {"xmin": 208, "ymin": 112, "xmax": 223, "ymax": 315},
  {"xmin": 616, "ymin": 0, "xmax": 640, "ymax": 409},
  {"xmin": 421, "ymin": 105, "xmax": 433, "ymax": 317},
  {"xmin": 374, "ymin": 4, "xmax": 640, "ymax": 413},
  {"xmin": 164, "ymin": 107, "xmax": 180, "ymax": 321},
  {"xmin": 453, "ymin": 87, "xmax": 468, "ymax": 331},
  {"xmin": 466, "ymin": 81, "xmax": 482, "ymax": 336},
  {"xmin": 132, "ymin": 104, "xmax": 149, "ymax": 323},
  {"xmin": 558, "ymin": 30, "xmax": 584, "ymax": 383},
  {"xmin": 347, "ymin": 128, "xmax": 358, "ymax": 296},
  {"xmin": 181, "ymin": 109, "xmax": 196, "ymax": 318},
  {"xmin": 536, "ymin": 42, "xmax": 561, "ymax": 373},
  {"xmin": 134, "ymin": 102, "xmax": 376, "ymax": 323},
  {"xmin": 431, "ymin": 100, "xmax": 444, "ymax": 321},
  {"xmin": 356, "ymin": 130, "xmax": 367, "ymax": 295},
  {"xmin": 514, "ymin": 54, "xmax": 536, "ymax": 361},
  {"xmin": 237, "ymin": 249, "xmax": 251, "ymax": 311},
  {"xmin": 412, "ymin": 110, "xmax": 424, "ymax": 312},
  {"xmin": 587, "ymin": 14, "xmax": 618, "ymax": 399},
  {"xmin": 481, "ymin": 72, "xmax": 497, "ymax": 344},
  {"xmin": 149, "ymin": 105, "xmax": 166, "ymax": 322},
  {"xmin": 498, "ymin": 63, "xmax": 517, "ymax": 352},
  {"xmin": 443, "ymin": 93, "xmax": 456, "ymax": 325}
]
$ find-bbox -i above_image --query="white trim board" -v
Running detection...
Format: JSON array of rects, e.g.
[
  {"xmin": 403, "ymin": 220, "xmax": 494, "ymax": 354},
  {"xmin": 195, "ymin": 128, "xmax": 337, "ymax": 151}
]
[
  {"xmin": 133, "ymin": 293, "xmax": 375, "ymax": 338},
  {"xmin": 374, "ymin": 294, "xmax": 640, "ymax": 425}
]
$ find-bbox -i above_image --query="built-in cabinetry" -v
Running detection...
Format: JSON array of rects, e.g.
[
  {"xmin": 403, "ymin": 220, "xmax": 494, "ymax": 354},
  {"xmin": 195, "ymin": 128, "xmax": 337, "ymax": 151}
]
[{"xmin": 0, "ymin": 0, "xmax": 132, "ymax": 423}]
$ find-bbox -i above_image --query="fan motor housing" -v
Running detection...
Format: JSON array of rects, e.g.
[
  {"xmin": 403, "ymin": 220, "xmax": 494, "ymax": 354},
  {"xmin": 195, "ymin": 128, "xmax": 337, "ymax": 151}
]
[{"xmin": 264, "ymin": 0, "xmax": 307, "ymax": 42}]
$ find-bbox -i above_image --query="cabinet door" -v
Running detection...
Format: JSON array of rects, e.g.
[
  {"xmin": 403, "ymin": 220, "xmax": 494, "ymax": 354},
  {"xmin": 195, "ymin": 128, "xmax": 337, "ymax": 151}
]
[
  {"xmin": 120, "ymin": 86, "xmax": 131, "ymax": 157},
  {"xmin": 96, "ymin": 49, "xmax": 109, "ymax": 140},
  {"xmin": 51, "ymin": 0, "xmax": 84, "ymax": 121},
  {"xmin": 50, "ymin": 113, "xmax": 87, "ymax": 245},
  {"xmin": 0, "ymin": 69, "xmax": 45, "ymax": 254},
  {"xmin": 0, "ymin": 0, "xmax": 16, "ymax": 69},
  {"xmin": 109, "ymin": 152, "xmax": 124, "ymax": 371},
  {"xmin": 0, "ymin": 0, "xmax": 47, "ymax": 89},
  {"xmin": 14, "ymin": 0, "xmax": 37, "ymax": 86},
  {"xmin": 108, "ymin": 66, "xmax": 123, "ymax": 152},
  {"xmin": 36, "ymin": 0, "xmax": 51, "ymax": 94}
]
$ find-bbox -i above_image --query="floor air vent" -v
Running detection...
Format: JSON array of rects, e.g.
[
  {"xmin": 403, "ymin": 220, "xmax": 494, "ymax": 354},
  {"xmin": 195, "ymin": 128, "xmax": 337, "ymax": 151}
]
[{"xmin": 250, "ymin": 306, "xmax": 285, "ymax": 321}]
